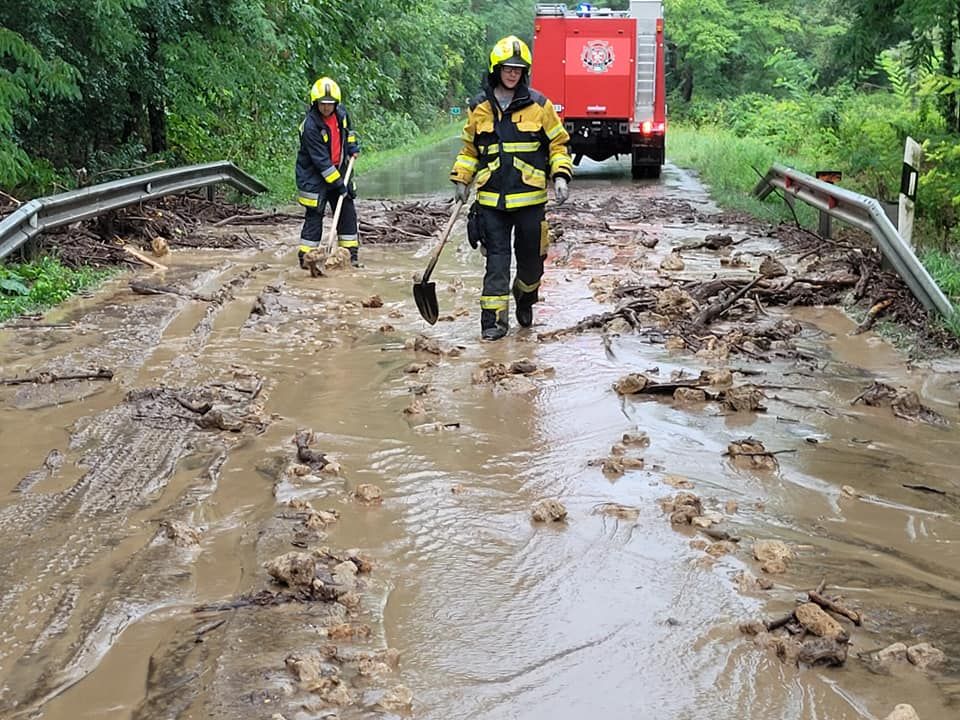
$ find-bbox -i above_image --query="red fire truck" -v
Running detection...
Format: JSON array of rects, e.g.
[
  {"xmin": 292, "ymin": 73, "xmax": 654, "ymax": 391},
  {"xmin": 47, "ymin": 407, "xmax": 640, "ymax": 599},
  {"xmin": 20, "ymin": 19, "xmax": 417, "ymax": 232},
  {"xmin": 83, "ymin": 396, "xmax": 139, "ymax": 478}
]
[{"xmin": 531, "ymin": 1, "xmax": 666, "ymax": 179}]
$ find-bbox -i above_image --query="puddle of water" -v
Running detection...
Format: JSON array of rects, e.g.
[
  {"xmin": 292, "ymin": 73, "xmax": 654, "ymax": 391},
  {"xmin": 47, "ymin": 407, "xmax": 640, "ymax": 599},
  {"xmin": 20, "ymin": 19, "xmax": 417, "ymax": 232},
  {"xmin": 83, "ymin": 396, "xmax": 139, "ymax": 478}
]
[{"xmin": 361, "ymin": 136, "xmax": 461, "ymax": 198}]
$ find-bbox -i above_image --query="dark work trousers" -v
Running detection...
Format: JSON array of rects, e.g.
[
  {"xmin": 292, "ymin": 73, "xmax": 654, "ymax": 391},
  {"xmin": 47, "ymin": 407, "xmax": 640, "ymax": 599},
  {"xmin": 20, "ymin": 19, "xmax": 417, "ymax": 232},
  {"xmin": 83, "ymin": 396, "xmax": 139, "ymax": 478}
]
[
  {"xmin": 479, "ymin": 203, "xmax": 548, "ymax": 332},
  {"xmin": 299, "ymin": 194, "xmax": 359, "ymax": 252}
]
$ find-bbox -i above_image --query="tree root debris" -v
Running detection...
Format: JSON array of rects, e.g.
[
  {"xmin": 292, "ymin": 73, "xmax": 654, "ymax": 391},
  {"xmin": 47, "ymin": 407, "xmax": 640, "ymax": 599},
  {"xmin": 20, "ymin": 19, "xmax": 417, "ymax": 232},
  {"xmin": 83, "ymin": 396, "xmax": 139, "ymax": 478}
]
[
  {"xmin": 853, "ymin": 381, "xmax": 948, "ymax": 425},
  {"xmin": 545, "ymin": 201, "xmax": 960, "ymax": 357},
  {"xmin": 740, "ymin": 579, "xmax": 863, "ymax": 667},
  {"xmin": 294, "ymin": 429, "xmax": 329, "ymax": 470}
]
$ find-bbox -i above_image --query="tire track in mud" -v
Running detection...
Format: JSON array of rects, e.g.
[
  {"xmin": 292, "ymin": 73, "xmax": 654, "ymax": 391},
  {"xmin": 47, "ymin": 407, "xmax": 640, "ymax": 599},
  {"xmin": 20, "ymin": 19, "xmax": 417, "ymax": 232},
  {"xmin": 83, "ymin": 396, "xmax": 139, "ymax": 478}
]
[
  {"xmin": 127, "ymin": 279, "xmax": 412, "ymax": 719},
  {"xmin": 0, "ymin": 258, "xmax": 275, "ymax": 715},
  {"xmin": 2, "ymin": 250, "xmax": 407, "ymax": 718},
  {"xmin": 0, "ymin": 384, "xmax": 265, "ymax": 715}
]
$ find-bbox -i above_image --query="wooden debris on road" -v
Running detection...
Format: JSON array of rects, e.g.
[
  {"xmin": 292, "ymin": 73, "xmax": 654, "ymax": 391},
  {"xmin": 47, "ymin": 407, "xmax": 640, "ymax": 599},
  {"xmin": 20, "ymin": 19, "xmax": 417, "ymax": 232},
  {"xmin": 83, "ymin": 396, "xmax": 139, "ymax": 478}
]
[
  {"xmin": 1, "ymin": 368, "xmax": 113, "ymax": 386},
  {"xmin": 124, "ymin": 244, "xmax": 168, "ymax": 270},
  {"xmin": 129, "ymin": 279, "xmax": 214, "ymax": 302},
  {"xmin": 853, "ymin": 381, "xmax": 948, "ymax": 425}
]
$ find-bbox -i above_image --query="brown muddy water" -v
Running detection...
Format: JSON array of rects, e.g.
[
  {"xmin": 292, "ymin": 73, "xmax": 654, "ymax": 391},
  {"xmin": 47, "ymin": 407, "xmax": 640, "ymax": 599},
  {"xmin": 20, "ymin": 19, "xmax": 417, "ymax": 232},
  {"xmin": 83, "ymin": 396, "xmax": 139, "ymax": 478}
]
[{"xmin": 1, "ymin": 154, "xmax": 958, "ymax": 720}]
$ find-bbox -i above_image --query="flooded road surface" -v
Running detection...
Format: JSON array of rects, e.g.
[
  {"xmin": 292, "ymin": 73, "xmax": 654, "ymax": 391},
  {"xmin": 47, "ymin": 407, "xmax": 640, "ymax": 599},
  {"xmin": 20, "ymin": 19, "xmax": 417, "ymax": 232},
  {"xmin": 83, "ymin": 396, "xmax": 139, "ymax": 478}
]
[
  {"xmin": 361, "ymin": 136, "xmax": 461, "ymax": 197},
  {"xmin": 1, "ymin": 150, "xmax": 958, "ymax": 720}
]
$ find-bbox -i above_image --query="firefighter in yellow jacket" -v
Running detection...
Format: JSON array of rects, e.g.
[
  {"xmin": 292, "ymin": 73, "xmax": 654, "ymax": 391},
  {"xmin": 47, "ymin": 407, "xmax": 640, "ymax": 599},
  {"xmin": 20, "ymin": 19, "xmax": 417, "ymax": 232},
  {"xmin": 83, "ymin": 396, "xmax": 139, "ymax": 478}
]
[{"xmin": 450, "ymin": 35, "xmax": 573, "ymax": 340}]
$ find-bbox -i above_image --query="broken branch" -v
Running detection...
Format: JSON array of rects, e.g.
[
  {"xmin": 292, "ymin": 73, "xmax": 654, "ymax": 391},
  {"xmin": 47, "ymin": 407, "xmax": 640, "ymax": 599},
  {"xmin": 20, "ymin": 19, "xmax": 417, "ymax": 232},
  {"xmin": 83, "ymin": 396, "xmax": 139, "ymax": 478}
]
[
  {"xmin": 1, "ymin": 368, "xmax": 113, "ymax": 386},
  {"xmin": 124, "ymin": 245, "xmax": 168, "ymax": 270},
  {"xmin": 808, "ymin": 590, "xmax": 862, "ymax": 626}
]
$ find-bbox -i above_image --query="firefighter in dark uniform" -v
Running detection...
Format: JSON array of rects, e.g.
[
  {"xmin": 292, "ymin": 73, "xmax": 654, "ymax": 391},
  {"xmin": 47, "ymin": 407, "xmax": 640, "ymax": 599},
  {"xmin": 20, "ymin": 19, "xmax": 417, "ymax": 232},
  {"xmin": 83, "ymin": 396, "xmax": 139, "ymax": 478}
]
[
  {"xmin": 295, "ymin": 77, "xmax": 362, "ymax": 268},
  {"xmin": 450, "ymin": 36, "xmax": 572, "ymax": 340}
]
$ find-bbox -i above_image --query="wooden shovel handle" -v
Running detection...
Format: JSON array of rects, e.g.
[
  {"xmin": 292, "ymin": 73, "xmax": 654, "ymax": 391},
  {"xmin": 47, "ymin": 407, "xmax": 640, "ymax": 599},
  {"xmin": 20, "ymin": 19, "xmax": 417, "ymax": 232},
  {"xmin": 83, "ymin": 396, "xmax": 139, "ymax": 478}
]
[
  {"xmin": 323, "ymin": 156, "xmax": 357, "ymax": 255},
  {"xmin": 422, "ymin": 199, "xmax": 465, "ymax": 283}
]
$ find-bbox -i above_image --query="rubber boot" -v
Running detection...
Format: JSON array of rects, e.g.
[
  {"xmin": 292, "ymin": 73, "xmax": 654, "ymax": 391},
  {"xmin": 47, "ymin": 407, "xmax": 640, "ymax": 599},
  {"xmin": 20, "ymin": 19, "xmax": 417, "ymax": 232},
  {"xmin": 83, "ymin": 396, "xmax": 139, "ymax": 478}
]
[
  {"xmin": 513, "ymin": 290, "xmax": 533, "ymax": 327},
  {"xmin": 481, "ymin": 309, "xmax": 508, "ymax": 341},
  {"xmin": 298, "ymin": 249, "xmax": 306, "ymax": 269},
  {"xmin": 513, "ymin": 288, "xmax": 534, "ymax": 328},
  {"xmin": 349, "ymin": 247, "xmax": 363, "ymax": 268}
]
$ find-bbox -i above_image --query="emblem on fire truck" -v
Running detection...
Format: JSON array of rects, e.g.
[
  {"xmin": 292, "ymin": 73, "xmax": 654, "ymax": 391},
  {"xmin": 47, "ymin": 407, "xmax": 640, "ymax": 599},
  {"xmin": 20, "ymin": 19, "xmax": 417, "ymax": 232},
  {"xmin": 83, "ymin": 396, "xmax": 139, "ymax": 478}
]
[{"xmin": 580, "ymin": 40, "xmax": 615, "ymax": 73}]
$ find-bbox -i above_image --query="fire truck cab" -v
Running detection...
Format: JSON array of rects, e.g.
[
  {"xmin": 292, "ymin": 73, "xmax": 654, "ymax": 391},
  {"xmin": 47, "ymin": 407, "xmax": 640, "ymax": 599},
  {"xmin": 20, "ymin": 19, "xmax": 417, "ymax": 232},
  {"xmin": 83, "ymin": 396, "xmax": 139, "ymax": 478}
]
[{"xmin": 531, "ymin": 1, "xmax": 666, "ymax": 179}]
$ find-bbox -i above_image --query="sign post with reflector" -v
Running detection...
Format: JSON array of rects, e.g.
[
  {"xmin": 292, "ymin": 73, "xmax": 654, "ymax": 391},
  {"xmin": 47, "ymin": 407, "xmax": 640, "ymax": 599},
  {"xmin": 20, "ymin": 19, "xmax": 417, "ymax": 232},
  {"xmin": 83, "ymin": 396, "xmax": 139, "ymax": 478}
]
[{"xmin": 899, "ymin": 137, "xmax": 922, "ymax": 248}]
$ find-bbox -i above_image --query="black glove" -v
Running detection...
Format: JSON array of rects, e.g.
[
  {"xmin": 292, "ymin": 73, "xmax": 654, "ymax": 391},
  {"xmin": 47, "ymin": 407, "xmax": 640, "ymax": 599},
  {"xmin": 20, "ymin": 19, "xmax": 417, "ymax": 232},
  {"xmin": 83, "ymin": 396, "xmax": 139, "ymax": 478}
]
[
  {"xmin": 330, "ymin": 179, "xmax": 349, "ymax": 198},
  {"xmin": 466, "ymin": 201, "xmax": 483, "ymax": 250},
  {"xmin": 347, "ymin": 179, "xmax": 357, "ymax": 200}
]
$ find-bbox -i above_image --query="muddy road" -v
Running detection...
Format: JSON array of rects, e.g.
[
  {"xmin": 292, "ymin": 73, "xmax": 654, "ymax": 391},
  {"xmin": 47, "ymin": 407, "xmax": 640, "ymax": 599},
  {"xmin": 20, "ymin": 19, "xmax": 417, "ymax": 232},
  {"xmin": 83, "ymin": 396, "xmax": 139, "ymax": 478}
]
[{"xmin": 1, "ymin": 157, "xmax": 958, "ymax": 720}]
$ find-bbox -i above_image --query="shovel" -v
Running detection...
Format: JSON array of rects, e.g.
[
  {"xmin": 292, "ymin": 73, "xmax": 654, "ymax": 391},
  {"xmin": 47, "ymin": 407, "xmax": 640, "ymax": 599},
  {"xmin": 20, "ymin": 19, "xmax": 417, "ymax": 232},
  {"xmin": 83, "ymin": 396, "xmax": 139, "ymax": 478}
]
[
  {"xmin": 320, "ymin": 156, "xmax": 357, "ymax": 266},
  {"xmin": 413, "ymin": 198, "xmax": 465, "ymax": 324}
]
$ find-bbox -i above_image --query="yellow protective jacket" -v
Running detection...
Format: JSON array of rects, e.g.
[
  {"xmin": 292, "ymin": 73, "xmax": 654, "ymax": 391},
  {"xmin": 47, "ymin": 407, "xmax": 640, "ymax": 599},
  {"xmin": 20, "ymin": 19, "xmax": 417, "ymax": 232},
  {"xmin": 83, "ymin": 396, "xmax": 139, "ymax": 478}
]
[{"xmin": 450, "ymin": 84, "xmax": 572, "ymax": 211}]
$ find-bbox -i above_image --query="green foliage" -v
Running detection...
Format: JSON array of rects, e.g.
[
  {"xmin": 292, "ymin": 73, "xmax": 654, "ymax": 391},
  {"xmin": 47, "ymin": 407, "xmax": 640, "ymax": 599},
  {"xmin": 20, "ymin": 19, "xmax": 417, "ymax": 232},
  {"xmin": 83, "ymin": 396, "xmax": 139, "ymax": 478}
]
[
  {"xmin": 673, "ymin": 82, "xmax": 960, "ymax": 244},
  {"xmin": 922, "ymin": 249, "xmax": 960, "ymax": 299},
  {"xmin": 664, "ymin": 0, "xmax": 848, "ymax": 100},
  {"xmin": 667, "ymin": 123, "xmax": 818, "ymax": 224},
  {"xmin": 763, "ymin": 47, "xmax": 818, "ymax": 99},
  {"xmin": 0, "ymin": 257, "xmax": 111, "ymax": 321},
  {"xmin": 917, "ymin": 138, "xmax": 960, "ymax": 244},
  {"xmin": 1, "ymin": 0, "xmax": 489, "ymax": 200},
  {"xmin": 0, "ymin": 26, "xmax": 81, "ymax": 188}
]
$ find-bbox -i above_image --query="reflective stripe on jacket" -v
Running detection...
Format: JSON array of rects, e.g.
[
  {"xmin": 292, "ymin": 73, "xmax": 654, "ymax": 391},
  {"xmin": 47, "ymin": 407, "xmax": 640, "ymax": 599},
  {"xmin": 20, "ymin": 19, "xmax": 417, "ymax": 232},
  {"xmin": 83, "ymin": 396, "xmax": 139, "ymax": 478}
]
[
  {"xmin": 295, "ymin": 104, "xmax": 360, "ymax": 206},
  {"xmin": 450, "ymin": 84, "xmax": 572, "ymax": 211}
]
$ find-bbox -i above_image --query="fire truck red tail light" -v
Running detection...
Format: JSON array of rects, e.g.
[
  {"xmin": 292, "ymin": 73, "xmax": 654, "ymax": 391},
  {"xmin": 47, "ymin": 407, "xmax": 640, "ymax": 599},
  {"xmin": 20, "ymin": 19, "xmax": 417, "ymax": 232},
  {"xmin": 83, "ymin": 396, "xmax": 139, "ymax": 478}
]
[{"xmin": 640, "ymin": 120, "xmax": 666, "ymax": 136}]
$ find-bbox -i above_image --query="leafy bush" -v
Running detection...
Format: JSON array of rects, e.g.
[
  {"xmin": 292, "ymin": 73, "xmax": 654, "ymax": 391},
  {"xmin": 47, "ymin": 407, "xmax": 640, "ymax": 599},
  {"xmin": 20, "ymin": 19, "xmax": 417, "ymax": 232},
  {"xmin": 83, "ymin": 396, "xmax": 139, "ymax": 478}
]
[
  {"xmin": 917, "ymin": 139, "xmax": 960, "ymax": 245},
  {"xmin": 0, "ymin": 256, "xmax": 111, "ymax": 321}
]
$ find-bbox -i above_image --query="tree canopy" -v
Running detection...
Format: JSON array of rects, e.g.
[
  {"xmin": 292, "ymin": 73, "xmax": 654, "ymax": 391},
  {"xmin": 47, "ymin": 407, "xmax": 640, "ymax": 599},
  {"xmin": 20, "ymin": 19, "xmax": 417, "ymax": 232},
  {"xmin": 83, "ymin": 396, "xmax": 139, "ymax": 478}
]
[{"xmin": 1, "ymin": 0, "xmax": 958, "ymax": 211}]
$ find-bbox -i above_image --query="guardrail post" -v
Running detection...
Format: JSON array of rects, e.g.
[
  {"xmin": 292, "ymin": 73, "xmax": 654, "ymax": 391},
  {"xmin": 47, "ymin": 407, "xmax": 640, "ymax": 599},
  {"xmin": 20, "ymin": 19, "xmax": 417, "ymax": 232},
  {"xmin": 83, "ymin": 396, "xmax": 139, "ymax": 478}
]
[
  {"xmin": 818, "ymin": 210, "xmax": 832, "ymax": 239},
  {"xmin": 814, "ymin": 171, "xmax": 841, "ymax": 240},
  {"xmin": 206, "ymin": 185, "xmax": 215, "ymax": 202}
]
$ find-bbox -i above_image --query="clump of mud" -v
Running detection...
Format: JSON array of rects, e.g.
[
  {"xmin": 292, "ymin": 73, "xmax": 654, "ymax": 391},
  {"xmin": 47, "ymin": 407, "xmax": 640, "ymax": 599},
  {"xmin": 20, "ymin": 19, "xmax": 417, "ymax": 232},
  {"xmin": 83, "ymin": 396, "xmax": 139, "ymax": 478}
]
[
  {"xmin": 531, "ymin": 499, "xmax": 568, "ymax": 522},
  {"xmin": 854, "ymin": 381, "xmax": 948, "ymax": 425},
  {"xmin": 726, "ymin": 438, "xmax": 780, "ymax": 471},
  {"xmin": 158, "ymin": 519, "xmax": 203, "ymax": 547},
  {"xmin": 752, "ymin": 539, "xmax": 794, "ymax": 574}
]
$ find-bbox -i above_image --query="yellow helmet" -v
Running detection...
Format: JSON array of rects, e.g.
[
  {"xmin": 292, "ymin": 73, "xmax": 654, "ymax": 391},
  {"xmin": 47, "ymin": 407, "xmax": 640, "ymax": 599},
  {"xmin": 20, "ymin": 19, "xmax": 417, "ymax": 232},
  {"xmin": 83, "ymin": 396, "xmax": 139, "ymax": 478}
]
[
  {"xmin": 489, "ymin": 35, "xmax": 532, "ymax": 73},
  {"xmin": 309, "ymin": 77, "xmax": 341, "ymax": 104}
]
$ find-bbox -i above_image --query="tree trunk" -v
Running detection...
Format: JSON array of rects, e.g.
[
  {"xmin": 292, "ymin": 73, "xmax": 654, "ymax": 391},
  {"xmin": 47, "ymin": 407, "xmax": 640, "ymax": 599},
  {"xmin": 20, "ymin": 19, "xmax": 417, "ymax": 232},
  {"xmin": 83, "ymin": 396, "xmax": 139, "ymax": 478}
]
[
  {"xmin": 681, "ymin": 63, "xmax": 694, "ymax": 103},
  {"xmin": 943, "ymin": 8, "xmax": 959, "ymax": 132},
  {"xmin": 954, "ymin": 0, "xmax": 960, "ymax": 132},
  {"xmin": 146, "ymin": 29, "xmax": 168, "ymax": 153}
]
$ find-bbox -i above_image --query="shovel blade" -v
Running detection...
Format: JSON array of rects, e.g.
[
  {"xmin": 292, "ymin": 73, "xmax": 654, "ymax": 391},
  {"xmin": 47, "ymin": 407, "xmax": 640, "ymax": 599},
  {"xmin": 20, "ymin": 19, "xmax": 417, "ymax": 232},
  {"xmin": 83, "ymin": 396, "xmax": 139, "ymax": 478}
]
[{"xmin": 413, "ymin": 280, "xmax": 439, "ymax": 325}]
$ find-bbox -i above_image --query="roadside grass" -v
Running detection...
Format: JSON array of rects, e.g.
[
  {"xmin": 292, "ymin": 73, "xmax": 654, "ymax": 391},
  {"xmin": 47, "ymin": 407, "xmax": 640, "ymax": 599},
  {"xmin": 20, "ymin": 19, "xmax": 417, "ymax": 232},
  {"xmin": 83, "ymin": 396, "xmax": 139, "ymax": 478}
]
[
  {"xmin": 0, "ymin": 256, "xmax": 113, "ymax": 322},
  {"xmin": 355, "ymin": 119, "xmax": 461, "ymax": 175},
  {"xmin": 921, "ymin": 248, "xmax": 960, "ymax": 300},
  {"xmin": 669, "ymin": 122, "xmax": 960, "ymax": 342},
  {"xmin": 921, "ymin": 249, "xmax": 960, "ymax": 337},
  {"xmin": 667, "ymin": 125, "xmax": 819, "ymax": 227}
]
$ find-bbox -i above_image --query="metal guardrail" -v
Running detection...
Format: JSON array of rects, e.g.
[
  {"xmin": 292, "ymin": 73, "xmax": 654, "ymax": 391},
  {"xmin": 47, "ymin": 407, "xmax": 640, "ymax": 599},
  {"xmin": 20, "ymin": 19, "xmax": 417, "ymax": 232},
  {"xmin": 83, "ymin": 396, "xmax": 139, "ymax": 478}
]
[
  {"xmin": 753, "ymin": 163, "xmax": 955, "ymax": 320},
  {"xmin": 0, "ymin": 161, "xmax": 269, "ymax": 261}
]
